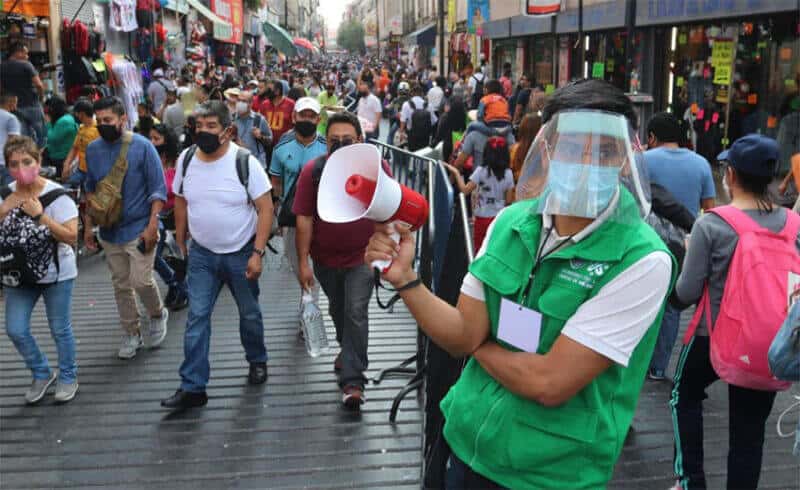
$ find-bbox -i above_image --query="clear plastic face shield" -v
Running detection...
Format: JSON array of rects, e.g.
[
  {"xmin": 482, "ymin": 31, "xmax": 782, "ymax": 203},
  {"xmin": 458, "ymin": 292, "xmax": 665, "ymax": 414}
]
[{"xmin": 516, "ymin": 110, "xmax": 651, "ymax": 223}]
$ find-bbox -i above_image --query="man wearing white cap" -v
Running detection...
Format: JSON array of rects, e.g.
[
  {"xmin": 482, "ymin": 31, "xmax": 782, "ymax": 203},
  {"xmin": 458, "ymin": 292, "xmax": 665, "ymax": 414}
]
[
  {"xmin": 269, "ymin": 97, "xmax": 327, "ymax": 310},
  {"xmin": 147, "ymin": 69, "xmax": 175, "ymax": 116}
]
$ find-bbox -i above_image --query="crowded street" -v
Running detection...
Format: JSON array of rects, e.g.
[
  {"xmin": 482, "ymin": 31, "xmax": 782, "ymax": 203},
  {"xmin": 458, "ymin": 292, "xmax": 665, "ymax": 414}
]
[{"xmin": 1, "ymin": 0, "xmax": 800, "ymax": 488}]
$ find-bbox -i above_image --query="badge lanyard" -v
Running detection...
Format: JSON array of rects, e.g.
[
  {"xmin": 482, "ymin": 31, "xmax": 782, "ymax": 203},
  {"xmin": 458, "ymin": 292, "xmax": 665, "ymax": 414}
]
[{"xmin": 518, "ymin": 226, "xmax": 578, "ymax": 307}]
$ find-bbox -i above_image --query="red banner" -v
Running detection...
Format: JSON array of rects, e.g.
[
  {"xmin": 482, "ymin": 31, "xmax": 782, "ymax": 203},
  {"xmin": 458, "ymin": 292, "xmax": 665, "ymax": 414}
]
[{"xmin": 211, "ymin": 0, "xmax": 243, "ymax": 44}]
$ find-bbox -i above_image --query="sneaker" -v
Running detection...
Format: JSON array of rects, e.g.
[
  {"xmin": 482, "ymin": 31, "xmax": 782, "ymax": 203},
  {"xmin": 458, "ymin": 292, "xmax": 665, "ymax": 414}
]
[
  {"xmin": 648, "ymin": 368, "xmax": 667, "ymax": 381},
  {"xmin": 342, "ymin": 384, "xmax": 365, "ymax": 411},
  {"xmin": 24, "ymin": 372, "xmax": 57, "ymax": 404},
  {"xmin": 170, "ymin": 290, "xmax": 188, "ymax": 312},
  {"xmin": 145, "ymin": 308, "xmax": 169, "ymax": 349},
  {"xmin": 54, "ymin": 380, "xmax": 79, "ymax": 403},
  {"xmin": 248, "ymin": 362, "xmax": 268, "ymax": 385},
  {"xmin": 118, "ymin": 333, "xmax": 142, "ymax": 359}
]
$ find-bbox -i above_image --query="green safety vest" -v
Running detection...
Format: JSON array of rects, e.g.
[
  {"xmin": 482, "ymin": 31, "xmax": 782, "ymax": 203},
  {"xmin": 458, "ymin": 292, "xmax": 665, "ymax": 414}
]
[{"xmin": 440, "ymin": 189, "xmax": 676, "ymax": 489}]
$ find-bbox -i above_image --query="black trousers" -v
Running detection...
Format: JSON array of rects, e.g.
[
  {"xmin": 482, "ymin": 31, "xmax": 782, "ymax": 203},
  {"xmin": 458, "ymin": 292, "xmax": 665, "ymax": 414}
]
[{"xmin": 671, "ymin": 336, "xmax": 777, "ymax": 490}]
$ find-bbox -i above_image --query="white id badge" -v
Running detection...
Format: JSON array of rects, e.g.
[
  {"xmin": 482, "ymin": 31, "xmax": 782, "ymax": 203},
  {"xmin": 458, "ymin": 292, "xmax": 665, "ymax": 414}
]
[{"xmin": 497, "ymin": 297, "xmax": 543, "ymax": 353}]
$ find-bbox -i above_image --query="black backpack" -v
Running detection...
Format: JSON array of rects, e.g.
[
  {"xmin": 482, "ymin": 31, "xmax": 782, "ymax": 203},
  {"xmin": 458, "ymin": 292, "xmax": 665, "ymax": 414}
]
[
  {"xmin": 178, "ymin": 145, "xmax": 252, "ymax": 203},
  {"xmin": 0, "ymin": 186, "xmax": 68, "ymax": 288},
  {"xmin": 471, "ymin": 74, "xmax": 485, "ymax": 109},
  {"xmin": 408, "ymin": 99, "xmax": 433, "ymax": 151},
  {"xmin": 278, "ymin": 155, "xmax": 327, "ymax": 227}
]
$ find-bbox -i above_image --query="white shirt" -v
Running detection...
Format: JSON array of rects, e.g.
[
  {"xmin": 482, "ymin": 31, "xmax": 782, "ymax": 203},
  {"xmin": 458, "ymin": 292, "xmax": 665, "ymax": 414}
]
[
  {"xmin": 460, "ymin": 207, "xmax": 673, "ymax": 366},
  {"xmin": 469, "ymin": 167, "xmax": 514, "ymax": 218},
  {"xmin": 400, "ymin": 96, "xmax": 438, "ymax": 130},
  {"xmin": 2, "ymin": 180, "xmax": 78, "ymax": 283},
  {"xmin": 172, "ymin": 143, "xmax": 271, "ymax": 254},
  {"xmin": 357, "ymin": 93, "xmax": 382, "ymax": 125},
  {"xmin": 427, "ymin": 85, "xmax": 445, "ymax": 113}
]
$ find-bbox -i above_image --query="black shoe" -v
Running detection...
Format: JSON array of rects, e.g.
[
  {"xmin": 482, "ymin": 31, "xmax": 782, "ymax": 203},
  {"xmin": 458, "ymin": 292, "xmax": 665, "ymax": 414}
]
[
  {"xmin": 248, "ymin": 362, "xmax": 268, "ymax": 385},
  {"xmin": 170, "ymin": 291, "xmax": 189, "ymax": 311},
  {"xmin": 160, "ymin": 389, "xmax": 208, "ymax": 409},
  {"xmin": 164, "ymin": 286, "xmax": 178, "ymax": 308}
]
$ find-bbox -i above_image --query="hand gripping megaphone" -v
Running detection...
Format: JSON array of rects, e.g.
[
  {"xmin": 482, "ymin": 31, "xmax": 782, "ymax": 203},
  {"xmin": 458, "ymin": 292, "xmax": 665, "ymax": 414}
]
[{"xmin": 317, "ymin": 143, "xmax": 429, "ymax": 272}]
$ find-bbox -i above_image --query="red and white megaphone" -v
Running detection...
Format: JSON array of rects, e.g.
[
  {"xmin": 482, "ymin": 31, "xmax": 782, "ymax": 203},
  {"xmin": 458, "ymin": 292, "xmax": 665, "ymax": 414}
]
[{"xmin": 317, "ymin": 143, "xmax": 429, "ymax": 271}]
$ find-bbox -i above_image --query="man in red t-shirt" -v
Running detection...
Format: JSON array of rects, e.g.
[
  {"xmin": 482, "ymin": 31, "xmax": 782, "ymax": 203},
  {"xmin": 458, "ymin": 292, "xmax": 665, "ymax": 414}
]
[
  {"xmin": 292, "ymin": 111, "xmax": 392, "ymax": 411},
  {"xmin": 259, "ymin": 79, "xmax": 295, "ymax": 145}
]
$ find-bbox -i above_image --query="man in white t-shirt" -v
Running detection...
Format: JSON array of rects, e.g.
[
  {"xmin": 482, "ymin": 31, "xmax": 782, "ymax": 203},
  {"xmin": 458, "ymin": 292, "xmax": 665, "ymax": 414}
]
[
  {"xmin": 356, "ymin": 80, "xmax": 382, "ymax": 142},
  {"xmin": 162, "ymin": 100, "xmax": 274, "ymax": 410}
]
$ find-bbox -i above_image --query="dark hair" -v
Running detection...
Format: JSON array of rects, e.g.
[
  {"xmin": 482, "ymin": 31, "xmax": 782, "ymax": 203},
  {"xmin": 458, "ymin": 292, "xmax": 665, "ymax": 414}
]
[
  {"xmin": 326, "ymin": 111, "xmax": 363, "ymax": 139},
  {"xmin": 287, "ymin": 86, "xmax": 306, "ymax": 101},
  {"xmin": 94, "ymin": 96, "xmax": 127, "ymax": 117},
  {"xmin": 435, "ymin": 76, "xmax": 447, "ymax": 88},
  {"xmin": 485, "ymin": 79, "xmax": 503, "ymax": 95},
  {"xmin": 512, "ymin": 113, "xmax": 542, "ymax": 179},
  {"xmin": 45, "ymin": 96, "xmax": 69, "ymax": 122},
  {"xmin": 194, "ymin": 100, "xmax": 232, "ymax": 127},
  {"xmin": 484, "ymin": 137, "xmax": 511, "ymax": 181},
  {"xmin": 647, "ymin": 112, "xmax": 684, "ymax": 144},
  {"xmin": 151, "ymin": 123, "xmax": 179, "ymax": 165},
  {"xmin": 447, "ymin": 96, "xmax": 467, "ymax": 133},
  {"xmin": 0, "ymin": 94, "xmax": 17, "ymax": 106},
  {"xmin": 8, "ymin": 42, "xmax": 26, "ymax": 55},
  {"xmin": 138, "ymin": 100, "xmax": 153, "ymax": 114},
  {"xmin": 731, "ymin": 166, "xmax": 774, "ymax": 213},
  {"xmin": 542, "ymin": 79, "xmax": 638, "ymax": 129},
  {"xmin": 270, "ymin": 80, "xmax": 284, "ymax": 96},
  {"xmin": 73, "ymin": 98, "xmax": 95, "ymax": 118}
]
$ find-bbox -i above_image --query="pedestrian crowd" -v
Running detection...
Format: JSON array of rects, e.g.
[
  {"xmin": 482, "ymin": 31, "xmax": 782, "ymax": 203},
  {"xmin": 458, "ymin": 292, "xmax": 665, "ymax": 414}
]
[{"xmin": 1, "ymin": 49, "xmax": 799, "ymax": 489}]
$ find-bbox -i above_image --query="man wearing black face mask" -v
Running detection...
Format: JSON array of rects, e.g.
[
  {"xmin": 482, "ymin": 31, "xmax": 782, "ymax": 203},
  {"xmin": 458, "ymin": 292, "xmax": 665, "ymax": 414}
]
[
  {"xmin": 268, "ymin": 97, "xmax": 327, "ymax": 319},
  {"xmin": 163, "ymin": 100, "xmax": 274, "ymax": 409},
  {"xmin": 84, "ymin": 96, "xmax": 170, "ymax": 360},
  {"xmin": 291, "ymin": 111, "xmax": 391, "ymax": 410}
]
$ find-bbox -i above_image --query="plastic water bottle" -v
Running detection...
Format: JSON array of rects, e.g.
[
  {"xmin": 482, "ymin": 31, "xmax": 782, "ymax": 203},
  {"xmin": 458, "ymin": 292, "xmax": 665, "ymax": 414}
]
[{"xmin": 300, "ymin": 292, "xmax": 328, "ymax": 357}]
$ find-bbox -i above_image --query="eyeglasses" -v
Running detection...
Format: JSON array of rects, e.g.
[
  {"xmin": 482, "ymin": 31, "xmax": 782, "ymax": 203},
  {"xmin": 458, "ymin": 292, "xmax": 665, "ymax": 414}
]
[{"xmin": 329, "ymin": 137, "xmax": 355, "ymax": 146}]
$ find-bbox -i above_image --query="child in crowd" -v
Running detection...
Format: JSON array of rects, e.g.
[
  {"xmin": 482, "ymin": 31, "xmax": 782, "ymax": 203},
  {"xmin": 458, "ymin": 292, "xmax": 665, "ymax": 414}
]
[{"xmin": 446, "ymin": 136, "xmax": 515, "ymax": 252}]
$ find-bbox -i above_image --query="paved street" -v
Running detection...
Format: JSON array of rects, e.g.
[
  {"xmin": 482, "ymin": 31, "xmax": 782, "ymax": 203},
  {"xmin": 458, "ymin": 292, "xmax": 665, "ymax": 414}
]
[{"xmin": 1, "ymin": 238, "xmax": 798, "ymax": 489}]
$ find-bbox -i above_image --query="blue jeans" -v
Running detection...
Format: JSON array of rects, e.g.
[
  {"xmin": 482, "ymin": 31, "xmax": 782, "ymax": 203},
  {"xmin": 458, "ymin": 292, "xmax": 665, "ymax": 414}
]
[
  {"xmin": 179, "ymin": 241, "xmax": 267, "ymax": 392},
  {"xmin": 17, "ymin": 105, "xmax": 46, "ymax": 147},
  {"xmin": 5, "ymin": 280, "xmax": 77, "ymax": 383},
  {"xmin": 650, "ymin": 304, "xmax": 681, "ymax": 375},
  {"xmin": 445, "ymin": 453, "xmax": 506, "ymax": 489}
]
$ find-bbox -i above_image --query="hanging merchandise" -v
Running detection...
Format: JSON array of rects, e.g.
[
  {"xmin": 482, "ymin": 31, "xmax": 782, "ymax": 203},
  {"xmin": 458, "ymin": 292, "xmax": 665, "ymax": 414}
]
[
  {"xmin": 109, "ymin": 0, "xmax": 138, "ymax": 32},
  {"xmin": 108, "ymin": 57, "xmax": 144, "ymax": 129}
]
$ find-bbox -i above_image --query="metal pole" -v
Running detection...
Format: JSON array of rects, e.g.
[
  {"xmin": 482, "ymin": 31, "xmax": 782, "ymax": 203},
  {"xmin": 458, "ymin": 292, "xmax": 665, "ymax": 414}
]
[
  {"xmin": 459, "ymin": 193, "xmax": 474, "ymax": 262},
  {"xmin": 578, "ymin": 0, "xmax": 584, "ymax": 74},
  {"xmin": 375, "ymin": 0, "xmax": 381, "ymax": 55},
  {"xmin": 438, "ymin": 0, "xmax": 445, "ymax": 75},
  {"xmin": 284, "ymin": 0, "xmax": 288, "ymax": 31}
]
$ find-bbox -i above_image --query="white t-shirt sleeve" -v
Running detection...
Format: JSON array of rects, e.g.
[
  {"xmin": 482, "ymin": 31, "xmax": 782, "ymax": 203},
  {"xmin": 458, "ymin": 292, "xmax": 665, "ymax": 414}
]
[
  {"xmin": 468, "ymin": 166, "xmax": 484, "ymax": 184},
  {"xmin": 504, "ymin": 169, "xmax": 514, "ymax": 192},
  {"xmin": 172, "ymin": 148, "xmax": 189, "ymax": 197},
  {"xmin": 560, "ymin": 251, "xmax": 673, "ymax": 366},
  {"xmin": 400, "ymin": 102, "xmax": 411, "ymax": 124},
  {"xmin": 246, "ymin": 155, "xmax": 272, "ymax": 200}
]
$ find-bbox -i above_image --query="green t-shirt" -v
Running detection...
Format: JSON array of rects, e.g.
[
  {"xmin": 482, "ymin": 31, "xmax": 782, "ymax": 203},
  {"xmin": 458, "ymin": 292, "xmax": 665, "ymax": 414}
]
[
  {"xmin": 46, "ymin": 114, "xmax": 78, "ymax": 160},
  {"xmin": 317, "ymin": 91, "xmax": 339, "ymax": 134}
]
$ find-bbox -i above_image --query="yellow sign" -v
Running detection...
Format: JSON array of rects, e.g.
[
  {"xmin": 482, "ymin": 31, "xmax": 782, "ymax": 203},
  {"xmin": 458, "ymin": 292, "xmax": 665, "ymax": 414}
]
[
  {"xmin": 448, "ymin": 0, "xmax": 456, "ymax": 32},
  {"xmin": 713, "ymin": 65, "xmax": 731, "ymax": 86},
  {"xmin": 711, "ymin": 40, "xmax": 733, "ymax": 68},
  {"xmin": 716, "ymin": 86, "xmax": 729, "ymax": 104}
]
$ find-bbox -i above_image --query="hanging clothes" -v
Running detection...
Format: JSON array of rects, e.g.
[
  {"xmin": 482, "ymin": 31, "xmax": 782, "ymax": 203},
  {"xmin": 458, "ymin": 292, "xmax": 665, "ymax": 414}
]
[{"xmin": 109, "ymin": 0, "xmax": 138, "ymax": 32}]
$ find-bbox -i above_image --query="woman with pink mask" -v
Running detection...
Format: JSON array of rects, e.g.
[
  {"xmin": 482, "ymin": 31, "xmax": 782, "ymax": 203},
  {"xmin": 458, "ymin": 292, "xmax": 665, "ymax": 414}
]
[{"xmin": 0, "ymin": 135, "xmax": 79, "ymax": 404}]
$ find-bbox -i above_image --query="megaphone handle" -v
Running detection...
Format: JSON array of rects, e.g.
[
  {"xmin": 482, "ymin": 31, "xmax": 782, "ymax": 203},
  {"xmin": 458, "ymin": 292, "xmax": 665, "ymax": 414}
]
[{"xmin": 370, "ymin": 229, "xmax": 400, "ymax": 273}]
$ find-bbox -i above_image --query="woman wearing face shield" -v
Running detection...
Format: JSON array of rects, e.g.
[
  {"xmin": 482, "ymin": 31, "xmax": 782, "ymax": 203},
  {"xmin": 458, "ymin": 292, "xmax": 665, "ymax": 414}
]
[{"xmin": 366, "ymin": 79, "xmax": 677, "ymax": 489}]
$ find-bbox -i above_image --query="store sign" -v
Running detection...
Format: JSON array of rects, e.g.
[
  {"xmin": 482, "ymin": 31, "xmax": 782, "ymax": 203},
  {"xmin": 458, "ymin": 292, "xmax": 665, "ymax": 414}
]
[
  {"xmin": 447, "ymin": 0, "xmax": 456, "ymax": 32},
  {"xmin": 165, "ymin": 0, "xmax": 189, "ymax": 14},
  {"xmin": 212, "ymin": 0, "xmax": 243, "ymax": 44},
  {"xmin": 711, "ymin": 40, "xmax": 733, "ymax": 67},
  {"xmin": 526, "ymin": 0, "xmax": 561, "ymax": 16},
  {"xmin": 1, "ymin": 0, "xmax": 48, "ymax": 17},
  {"xmin": 466, "ymin": 0, "xmax": 489, "ymax": 35},
  {"xmin": 637, "ymin": 0, "xmax": 799, "ymax": 26},
  {"xmin": 713, "ymin": 65, "xmax": 731, "ymax": 85}
]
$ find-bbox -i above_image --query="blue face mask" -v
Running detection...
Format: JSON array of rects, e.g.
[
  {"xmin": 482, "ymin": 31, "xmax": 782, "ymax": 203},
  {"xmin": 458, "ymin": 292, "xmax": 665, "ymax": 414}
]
[{"xmin": 545, "ymin": 160, "xmax": 620, "ymax": 218}]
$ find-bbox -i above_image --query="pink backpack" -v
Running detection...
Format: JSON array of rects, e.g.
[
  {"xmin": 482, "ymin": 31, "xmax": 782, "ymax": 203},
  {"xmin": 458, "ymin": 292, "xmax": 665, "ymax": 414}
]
[{"xmin": 684, "ymin": 205, "xmax": 800, "ymax": 391}]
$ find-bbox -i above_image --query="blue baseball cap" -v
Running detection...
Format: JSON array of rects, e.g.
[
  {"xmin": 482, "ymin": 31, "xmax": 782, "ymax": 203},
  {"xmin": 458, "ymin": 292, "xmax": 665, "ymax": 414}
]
[{"xmin": 717, "ymin": 134, "xmax": 779, "ymax": 177}]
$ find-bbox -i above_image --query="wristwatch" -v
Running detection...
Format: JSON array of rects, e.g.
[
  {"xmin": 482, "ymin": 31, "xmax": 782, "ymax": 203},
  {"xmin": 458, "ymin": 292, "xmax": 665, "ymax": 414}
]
[{"xmin": 253, "ymin": 247, "xmax": 266, "ymax": 258}]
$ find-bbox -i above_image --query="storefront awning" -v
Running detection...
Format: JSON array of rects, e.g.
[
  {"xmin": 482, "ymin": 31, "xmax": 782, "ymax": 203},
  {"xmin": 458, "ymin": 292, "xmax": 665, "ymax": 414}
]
[
  {"xmin": 186, "ymin": 0, "xmax": 232, "ymax": 39},
  {"xmin": 481, "ymin": 18, "xmax": 511, "ymax": 39},
  {"xmin": 405, "ymin": 23, "xmax": 436, "ymax": 46}
]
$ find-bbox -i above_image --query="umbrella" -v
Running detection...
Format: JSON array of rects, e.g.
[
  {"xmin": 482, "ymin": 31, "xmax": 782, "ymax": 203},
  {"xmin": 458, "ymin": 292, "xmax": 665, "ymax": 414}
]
[
  {"xmin": 262, "ymin": 20, "xmax": 297, "ymax": 57},
  {"xmin": 293, "ymin": 37, "xmax": 315, "ymax": 52}
]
